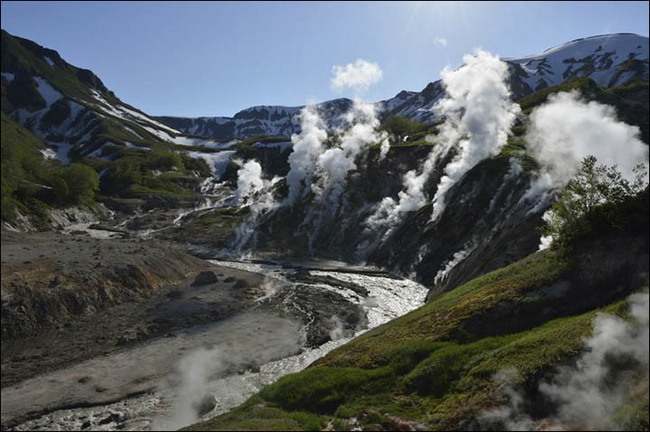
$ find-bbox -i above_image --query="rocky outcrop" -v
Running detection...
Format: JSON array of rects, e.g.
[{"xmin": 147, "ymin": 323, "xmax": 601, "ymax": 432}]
[
  {"xmin": 0, "ymin": 231, "xmax": 209, "ymax": 339},
  {"xmin": 192, "ymin": 270, "xmax": 219, "ymax": 286}
]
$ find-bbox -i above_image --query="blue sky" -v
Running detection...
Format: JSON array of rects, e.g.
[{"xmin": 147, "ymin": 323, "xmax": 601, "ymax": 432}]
[{"xmin": 2, "ymin": 1, "xmax": 648, "ymax": 117}]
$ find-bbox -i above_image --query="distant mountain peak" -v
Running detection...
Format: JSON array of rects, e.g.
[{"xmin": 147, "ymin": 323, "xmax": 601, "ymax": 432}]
[{"xmin": 159, "ymin": 33, "xmax": 647, "ymax": 140}]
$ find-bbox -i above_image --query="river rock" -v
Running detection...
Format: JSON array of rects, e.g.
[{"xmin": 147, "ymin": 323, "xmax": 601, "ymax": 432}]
[
  {"xmin": 193, "ymin": 394, "xmax": 216, "ymax": 417},
  {"xmin": 192, "ymin": 271, "xmax": 219, "ymax": 286}
]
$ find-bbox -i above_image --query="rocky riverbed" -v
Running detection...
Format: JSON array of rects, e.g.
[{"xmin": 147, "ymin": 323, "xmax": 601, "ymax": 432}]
[{"xmin": 1, "ymin": 227, "xmax": 428, "ymax": 431}]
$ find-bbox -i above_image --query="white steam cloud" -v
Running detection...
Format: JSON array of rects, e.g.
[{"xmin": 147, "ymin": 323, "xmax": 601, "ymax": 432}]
[
  {"xmin": 232, "ymin": 159, "xmax": 281, "ymax": 254},
  {"xmin": 433, "ymin": 239, "xmax": 477, "ymax": 286},
  {"xmin": 285, "ymin": 60, "xmax": 388, "ymax": 225},
  {"xmin": 363, "ymin": 49, "xmax": 519, "ymax": 247},
  {"xmin": 429, "ymin": 49, "xmax": 520, "ymax": 221},
  {"xmin": 313, "ymin": 100, "xmax": 389, "ymax": 215},
  {"xmin": 523, "ymin": 90, "xmax": 649, "ymax": 249},
  {"xmin": 481, "ymin": 292, "xmax": 650, "ymax": 431},
  {"xmin": 331, "ymin": 59, "xmax": 383, "ymax": 94},
  {"xmin": 526, "ymin": 90, "xmax": 649, "ymax": 195},
  {"xmin": 234, "ymin": 159, "xmax": 266, "ymax": 205},
  {"xmin": 363, "ymin": 141, "xmax": 448, "ymax": 246},
  {"xmin": 286, "ymin": 105, "xmax": 328, "ymax": 205}
]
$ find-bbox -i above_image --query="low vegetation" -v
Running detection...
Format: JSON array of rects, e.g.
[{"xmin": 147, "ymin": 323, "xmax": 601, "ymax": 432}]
[
  {"xmin": 541, "ymin": 156, "xmax": 648, "ymax": 252},
  {"xmin": 1, "ymin": 112, "xmax": 99, "ymax": 227}
]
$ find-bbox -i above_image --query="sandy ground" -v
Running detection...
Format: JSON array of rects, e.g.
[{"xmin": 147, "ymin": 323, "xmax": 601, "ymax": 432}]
[
  {"xmin": 0, "ymin": 229, "xmax": 289, "ymax": 428},
  {"xmin": 1, "ymin": 312, "xmax": 301, "ymax": 428}
]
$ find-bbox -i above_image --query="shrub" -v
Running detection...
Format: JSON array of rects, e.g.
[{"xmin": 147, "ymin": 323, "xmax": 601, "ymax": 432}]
[{"xmin": 541, "ymin": 156, "xmax": 648, "ymax": 251}]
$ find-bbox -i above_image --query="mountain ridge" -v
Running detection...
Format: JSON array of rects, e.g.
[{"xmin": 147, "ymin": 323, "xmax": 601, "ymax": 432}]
[{"xmin": 158, "ymin": 33, "xmax": 649, "ymax": 139}]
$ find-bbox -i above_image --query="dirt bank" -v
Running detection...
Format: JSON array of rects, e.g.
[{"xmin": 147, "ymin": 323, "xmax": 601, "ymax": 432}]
[{"xmin": 1, "ymin": 229, "xmax": 266, "ymax": 390}]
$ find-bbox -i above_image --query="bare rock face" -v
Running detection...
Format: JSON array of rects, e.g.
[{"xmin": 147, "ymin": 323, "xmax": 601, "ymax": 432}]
[{"xmin": 192, "ymin": 271, "xmax": 219, "ymax": 286}]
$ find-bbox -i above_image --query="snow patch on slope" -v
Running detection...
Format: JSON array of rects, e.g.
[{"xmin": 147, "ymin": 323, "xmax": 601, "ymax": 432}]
[{"xmin": 34, "ymin": 77, "xmax": 63, "ymax": 107}]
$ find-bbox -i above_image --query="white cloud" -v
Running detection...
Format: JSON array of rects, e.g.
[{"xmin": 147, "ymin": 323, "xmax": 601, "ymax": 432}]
[
  {"xmin": 330, "ymin": 59, "xmax": 383, "ymax": 94},
  {"xmin": 434, "ymin": 36, "xmax": 448, "ymax": 47}
]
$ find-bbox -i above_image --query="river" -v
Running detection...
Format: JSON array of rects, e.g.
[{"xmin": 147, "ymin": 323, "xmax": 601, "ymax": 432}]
[{"xmin": 9, "ymin": 260, "xmax": 427, "ymax": 431}]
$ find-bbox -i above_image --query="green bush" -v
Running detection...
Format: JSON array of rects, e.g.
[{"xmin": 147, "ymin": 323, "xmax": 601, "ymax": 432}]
[
  {"xmin": 149, "ymin": 147, "xmax": 184, "ymax": 171},
  {"xmin": 61, "ymin": 163, "xmax": 99, "ymax": 205},
  {"xmin": 541, "ymin": 156, "xmax": 648, "ymax": 251}
]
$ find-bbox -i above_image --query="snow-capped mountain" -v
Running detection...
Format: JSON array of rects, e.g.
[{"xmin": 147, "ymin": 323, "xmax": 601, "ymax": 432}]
[
  {"xmin": 507, "ymin": 33, "xmax": 649, "ymax": 91},
  {"xmin": 157, "ymin": 98, "xmax": 354, "ymax": 142},
  {"xmin": 2, "ymin": 30, "xmax": 647, "ymax": 157},
  {"xmin": 1, "ymin": 30, "xmax": 228, "ymax": 167},
  {"xmin": 159, "ymin": 33, "xmax": 649, "ymax": 139}
]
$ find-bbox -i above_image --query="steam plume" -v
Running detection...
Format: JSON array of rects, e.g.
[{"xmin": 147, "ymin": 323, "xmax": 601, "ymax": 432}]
[
  {"xmin": 232, "ymin": 159, "xmax": 280, "ymax": 254},
  {"xmin": 155, "ymin": 316, "xmax": 302, "ymax": 430},
  {"xmin": 286, "ymin": 105, "xmax": 328, "ymax": 205},
  {"xmin": 286, "ymin": 60, "xmax": 388, "ymax": 231},
  {"xmin": 363, "ymin": 49, "xmax": 518, "ymax": 246},
  {"xmin": 429, "ymin": 49, "xmax": 520, "ymax": 221},
  {"xmin": 480, "ymin": 292, "xmax": 650, "ymax": 431},
  {"xmin": 523, "ymin": 90, "xmax": 649, "ymax": 249},
  {"xmin": 313, "ymin": 99, "xmax": 389, "ymax": 215},
  {"xmin": 234, "ymin": 159, "xmax": 266, "ymax": 205},
  {"xmin": 525, "ymin": 90, "xmax": 649, "ymax": 195},
  {"xmin": 363, "ymin": 141, "xmax": 448, "ymax": 245}
]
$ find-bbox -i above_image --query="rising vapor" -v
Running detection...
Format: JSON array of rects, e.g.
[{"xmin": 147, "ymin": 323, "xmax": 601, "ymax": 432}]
[
  {"xmin": 313, "ymin": 99, "xmax": 389, "ymax": 215},
  {"xmin": 480, "ymin": 292, "xmax": 650, "ymax": 431},
  {"xmin": 234, "ymin": 159, "xmax": 267, "ymax": 205},
  {"xmin": 155, "ymin": 316, "xmax": 302, "ymax": 430},
  {"xmin": 526, "ymin": 90, "xmax": 649, "ymax": 195},
  {"xmin": 232, "ymin": 159, "xmax": 281, "ymax": 254},
  {"xmin": 523, "ymin": 90, "xmax": 649, "ymax": 249},
  {"xmin": 286, "ymin": 105, "xmax": 328, "ymax": 205},
  {"xmin": 363, "ymin": 49, "xmax": 519, "ymax": 247},
  {"xmin": 285, "ymin": 59, "xmax": 388, "ymax": 221},
  {"xmin": 429, "ymin": 49, "xmax": 520, "ymax": 221}
]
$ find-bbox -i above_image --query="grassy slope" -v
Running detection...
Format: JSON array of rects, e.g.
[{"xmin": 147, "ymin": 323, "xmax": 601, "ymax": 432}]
[
  {"xmin": 187, "ymin": 243, "xmax": 647, "ymax": 431},
  {"xmin": 2, "ymin": 30, "xmax": 216, "ymax": 202},
  {"xmin": 1, "ymin": 112, "xmax": 60, "ymax": 225}
]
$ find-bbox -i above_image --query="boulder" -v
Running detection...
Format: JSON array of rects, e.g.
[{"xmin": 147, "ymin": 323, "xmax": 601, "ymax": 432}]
[
  {"xmin": 192, "ymin": 271, "xmax": 218, "ymax": 286},
  {"xmin": 193, "ymin": 394, "xmax": 216, "ymax": 417}
]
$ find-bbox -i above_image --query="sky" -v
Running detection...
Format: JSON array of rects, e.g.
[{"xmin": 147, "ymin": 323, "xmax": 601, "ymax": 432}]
[{"xmin": 1, "ymin": 1, "xmax": 649, "ymax": 117}]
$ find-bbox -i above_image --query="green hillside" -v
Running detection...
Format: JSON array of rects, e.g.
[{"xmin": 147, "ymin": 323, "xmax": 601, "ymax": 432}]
[
  {"xmin": 1, "ymin": 112, "xmax": 99, "ymax": 227},
  {"xmin": 187, "ymin": 188, "xmax": 649, "ymax": 430}
]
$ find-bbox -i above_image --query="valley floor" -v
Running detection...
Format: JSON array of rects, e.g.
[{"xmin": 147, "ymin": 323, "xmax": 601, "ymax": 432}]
[
  {"xmin": 0, "ymin": 229, "xmax": 276, "ymax": 428},
  {"xmin": 0, "ymin": 227, "xmax": 427, "ymax": 431}
]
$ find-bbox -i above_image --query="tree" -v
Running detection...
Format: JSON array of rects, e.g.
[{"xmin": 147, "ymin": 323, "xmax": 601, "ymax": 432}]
[
  {"xmin": 63, "ymin": 163, "xmax": 99, "ymax": 205},
  {"xmin": 542, "ymin": 156, "xmax": 648, "ymax": 251},
  {"xmin": 101, "ymin": 159, "xmax": 143, "ymax": 195}
]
